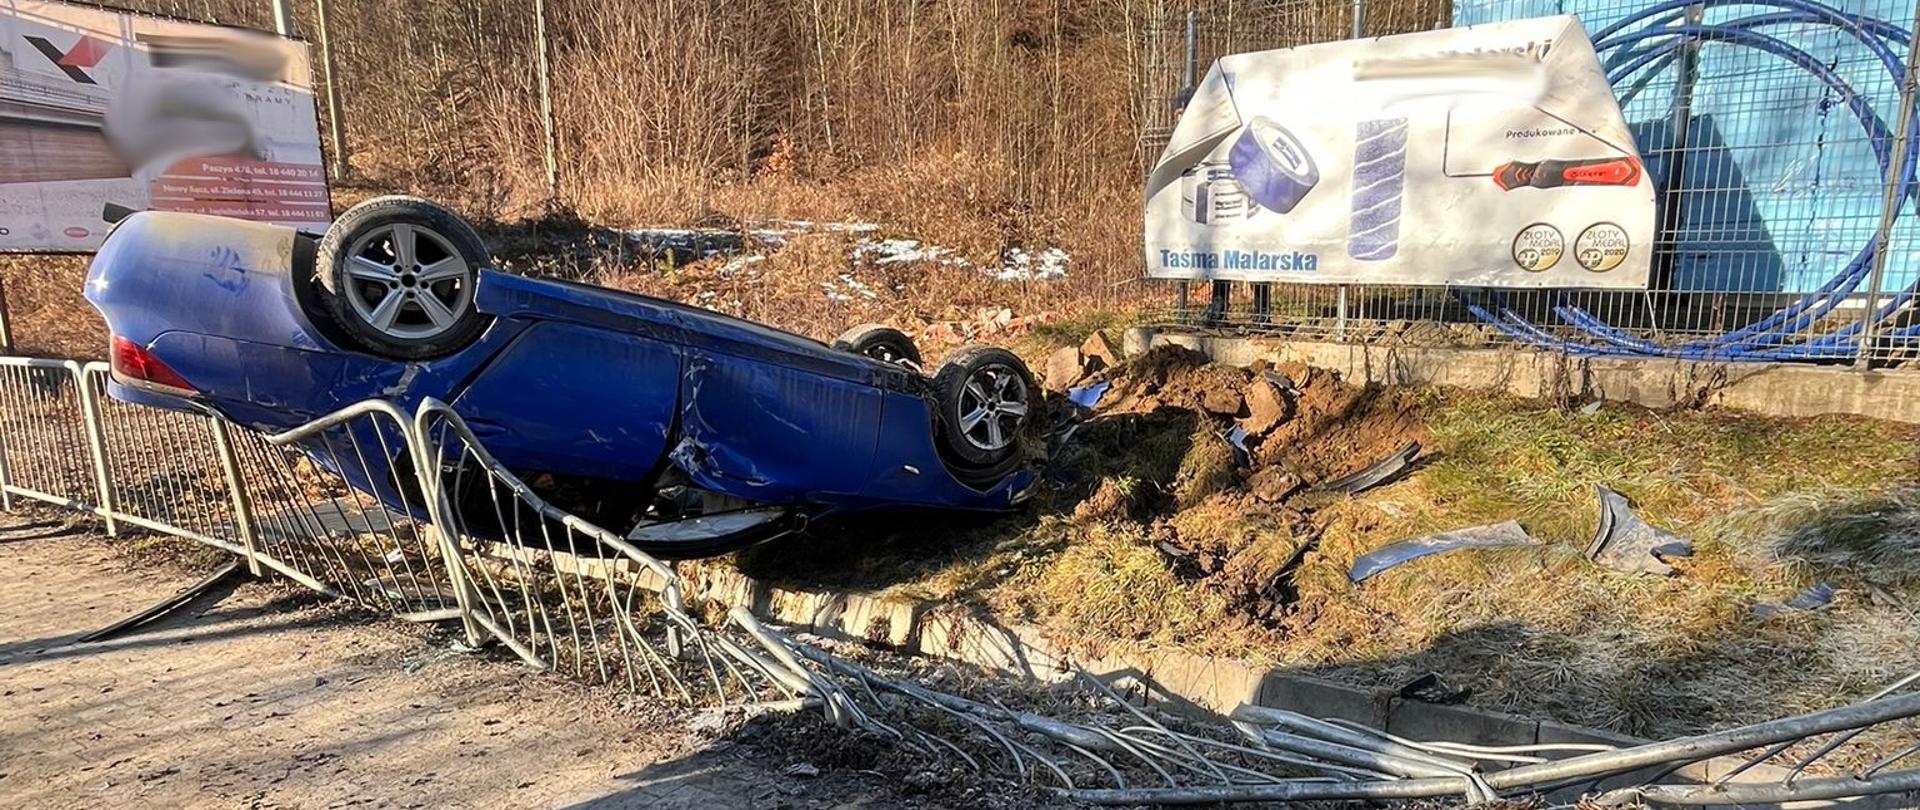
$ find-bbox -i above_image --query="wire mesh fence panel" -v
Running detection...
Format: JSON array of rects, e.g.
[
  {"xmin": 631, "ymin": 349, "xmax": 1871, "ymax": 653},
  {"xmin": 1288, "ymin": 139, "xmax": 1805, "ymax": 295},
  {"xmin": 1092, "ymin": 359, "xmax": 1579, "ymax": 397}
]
[
  {"xmin": 1141, "ymin": 0, "xmax": 1381, "ymax": 166},
  {"xmin": 413, "ymin": 405, "xmax": 796, "ymax": 704},
  {"xmin": 0, "ymin": 359, "xmax": 101, "ymax": 511},
  {"xmin": 80, "ymin": 363, "xmax": 245, "ymax": 549},
  {"xmin": 1137, "ymin": 0, "xmax": 1920, "ymax": 366},
  {"xmin": 228, "ymin": 411, "xmax": 459, "ymax": 614}
]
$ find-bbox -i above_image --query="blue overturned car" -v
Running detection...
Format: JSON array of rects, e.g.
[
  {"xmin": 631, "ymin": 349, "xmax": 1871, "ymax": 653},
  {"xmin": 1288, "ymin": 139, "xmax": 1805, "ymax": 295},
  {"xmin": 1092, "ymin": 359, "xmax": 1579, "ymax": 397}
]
[{"xmin": 85, "ymin": 197, "xmax": 1038, "ymax": 557}]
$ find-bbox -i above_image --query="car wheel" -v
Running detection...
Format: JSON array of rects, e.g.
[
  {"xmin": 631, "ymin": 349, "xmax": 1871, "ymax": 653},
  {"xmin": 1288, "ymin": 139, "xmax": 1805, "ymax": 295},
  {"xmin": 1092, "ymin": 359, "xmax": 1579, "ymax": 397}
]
[
  {"xmin": 833, "ymin": 323, "xmax": 922, "ymax": 368},
  {"xmin": 931, "ymin": 346, "xmax": 1035, "ymax": 467},
  {"xmin": 317, "ymin": 196, "xmax": 491, "ymax": 360}
]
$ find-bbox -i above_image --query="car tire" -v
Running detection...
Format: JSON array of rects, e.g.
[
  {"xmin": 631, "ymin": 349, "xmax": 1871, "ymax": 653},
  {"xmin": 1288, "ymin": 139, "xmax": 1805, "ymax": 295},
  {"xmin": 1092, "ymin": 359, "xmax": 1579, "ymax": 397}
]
[
  {"xmin": 931, "ymin": 346, "xmax": 1035, "ymax": 468},
  {"xmin": 317, "ymin": 196, "xmax": 491, "ymax": 360},
  {"xmin": 833, "ymin": 323, "xmax": 922, "ymax": 368}
]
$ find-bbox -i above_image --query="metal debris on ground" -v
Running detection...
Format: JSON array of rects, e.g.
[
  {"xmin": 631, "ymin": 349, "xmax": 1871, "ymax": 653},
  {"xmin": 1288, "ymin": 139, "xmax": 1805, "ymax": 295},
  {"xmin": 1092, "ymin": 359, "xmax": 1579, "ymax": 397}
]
[
  {"xmin": 1261, "ymin": 370, "xmax": 1300, "ymax": 396},
  {"xmin": 1347, "ymin": 520, "xmax": 1538, "ymax": 584},
  {"xmin": 77, "ymin": 560, "xmax": 246, "ymax": 643},
  {"xmin": 1225, "ymin": 425, "xmax": 1252, "ymax": 467},
  {"xmin": 1587, "ymin": 484, "xmax": 1694, "ymax": 575},
  {"xmin": 5, "ymin": 361, "xmax": 1920, "ymax": 807},
  {"xmin": 1314, "ymin": 441, "xmax": 1420, "ymax": 495},
  {"xmin": 1397, "ymin": 673, "xmax": 1471, "ymax": 705},
  {"xmin": 1067, "ymin": 380, "xmax": 1111, "ymax": 409},
  {"xmin": 1752, "ymin": 581, "xmax": 1838, "ymax": 617}
]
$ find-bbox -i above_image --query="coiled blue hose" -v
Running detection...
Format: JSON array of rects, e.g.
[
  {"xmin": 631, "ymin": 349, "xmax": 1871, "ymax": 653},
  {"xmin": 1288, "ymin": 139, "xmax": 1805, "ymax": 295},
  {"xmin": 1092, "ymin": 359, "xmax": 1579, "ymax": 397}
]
[{"xmin": 1458, "ymin": 0, "xmax": 1918, "ymax": 360}]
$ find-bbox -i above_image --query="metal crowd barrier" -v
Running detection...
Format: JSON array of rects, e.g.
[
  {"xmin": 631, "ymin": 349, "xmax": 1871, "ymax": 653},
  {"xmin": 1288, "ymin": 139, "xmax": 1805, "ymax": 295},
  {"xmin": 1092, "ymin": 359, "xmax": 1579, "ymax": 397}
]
[
  {"xmin": 0, "ymin": 358, "xmax": 107, "ymax": 515},
  {"xmin": 2, "ymin": 353, "xmax": 1916, "ymax": 806},
  {"xmin": 0, "ymin": 360, "xmax": 800, "ymax": 707}
]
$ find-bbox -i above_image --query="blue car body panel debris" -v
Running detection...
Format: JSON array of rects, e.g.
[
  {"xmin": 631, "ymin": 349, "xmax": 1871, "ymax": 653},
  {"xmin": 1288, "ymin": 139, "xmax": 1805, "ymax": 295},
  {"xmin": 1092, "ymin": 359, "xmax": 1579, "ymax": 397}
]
[
  {"xmin": 84, "ymin": 212, "xmax": 1030, "ymax": 539},
  {"xmin": 1587, "ymin": 484, "xmax": 1693, "ymax": 576},
  {"xmin": 1348, "ymin": 520, "xmax": 1538, "ymax": 584},
  {"xmin": 1066, "ymin": 380, "xmax": 1111, "ymax": 409}
]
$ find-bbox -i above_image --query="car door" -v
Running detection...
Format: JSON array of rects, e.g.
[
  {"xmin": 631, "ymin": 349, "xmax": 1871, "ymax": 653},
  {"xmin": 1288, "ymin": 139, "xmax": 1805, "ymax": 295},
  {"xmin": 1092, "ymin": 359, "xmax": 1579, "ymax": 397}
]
[{"xmin": 449, "ymin": 320, "xmax": 681, "ymax": 484}]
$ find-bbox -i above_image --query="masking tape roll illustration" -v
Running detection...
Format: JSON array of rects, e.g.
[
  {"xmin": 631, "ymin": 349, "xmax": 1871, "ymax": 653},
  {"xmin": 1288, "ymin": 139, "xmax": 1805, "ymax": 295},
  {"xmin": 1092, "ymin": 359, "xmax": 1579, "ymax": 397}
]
[
  {"xmin": 1228, "ymin": 116, "xmax": 1320, "ymax": 214},
  {"xmin": 1180, "ymin": 161, "xmax": 1256, "ymax": 225},
  {"xmin": 1349, "ymin": 117, "xmax": 1408, "ymax": 262}
]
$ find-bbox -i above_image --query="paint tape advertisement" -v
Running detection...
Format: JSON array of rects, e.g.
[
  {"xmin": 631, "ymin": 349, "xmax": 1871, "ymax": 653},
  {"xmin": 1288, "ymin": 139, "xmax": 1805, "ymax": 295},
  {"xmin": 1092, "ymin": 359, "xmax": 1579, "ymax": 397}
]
[
  {"xmin": 1144, "ymin": 16, "xmax": 1654, "ymax": 288},
  {"xmin": 0, "ymin": 0, "xmax": 328, "ymax": 252}
]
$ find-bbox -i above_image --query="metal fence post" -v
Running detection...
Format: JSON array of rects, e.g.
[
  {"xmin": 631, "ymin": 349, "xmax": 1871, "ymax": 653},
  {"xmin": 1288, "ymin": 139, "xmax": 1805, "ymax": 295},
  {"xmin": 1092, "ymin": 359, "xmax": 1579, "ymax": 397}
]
[
  {"xmin": 1337, "ymin": 286, "xmax": 1350, "ymax": 340},
  {"xmin": 1171, "ymin": 11, "xmax": 1198, "ymax": 326},
  {"xmin": 1183, "ymin": 11, "xmax": 1198, "ymax": 88},
  {"xmin": 405, "ymin": 413, "xmax": 485, "ymax": 647},
  {"xmin": 0, "ymin": 278, "xmax": 13, "ymax": 355},
  {"xmin": 0, "ymin": 400, "xmax": 13, "ymax": 512},
  {"xmin": 1335, "ymin": 0, "xmax": 1365, "ymax": 338},
  {"xmin": 314, "ymin": 0, "xmax": 349, "ymax": 180},
  {"xmin": 428, "ymin": 524, "xmax": 484, "ymax": 646},
  {"xmin": 663, "ymin": 571, "xmax": 687, "ymax": 658},
  {"xmin": 73, "ymin": 364, "xmax": 117, "ymax": 536},
  {"xmin": 533, "ymin": 0, "xmax": 560, "ymax": 197},
  {"xmin": 210, "ymin": 420, "xmax": 264, "ymax": 577},
  {"xmin": 1857, "ymin": 17, "xmax": 1920, "ymax": 369},
  {"xmin": 270, "ymin": 0, "xmax": 294, "ymax": 36}
]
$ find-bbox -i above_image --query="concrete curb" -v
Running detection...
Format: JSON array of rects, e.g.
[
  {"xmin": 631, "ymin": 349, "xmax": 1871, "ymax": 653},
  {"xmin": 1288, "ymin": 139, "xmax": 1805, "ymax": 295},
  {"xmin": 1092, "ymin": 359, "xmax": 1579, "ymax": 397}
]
[
  {"xmin": 670, "ymin": 565, "xmax": 1905, "ymax": 808},
  {"xmin": 1124, "ymin": 327, "xmax": 1920, "ymax": 424},
  {"xmin": 478, "ymin": 499, "xmax": 1905, "ymax": 802}
]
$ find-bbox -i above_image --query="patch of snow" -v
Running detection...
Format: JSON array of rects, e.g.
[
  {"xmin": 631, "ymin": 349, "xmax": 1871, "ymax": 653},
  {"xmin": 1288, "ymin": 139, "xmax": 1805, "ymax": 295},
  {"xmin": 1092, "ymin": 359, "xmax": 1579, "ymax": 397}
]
[
  {"xmin": 773, "ymin": 220, "xmax": 881, "ymax": 235},
  {"xmin": 718, "ymin": 255, "xmax": 766, "ymax": 276},
  {"xmin": 625, "ymin": 220, "xmax": 1068, "ymax": 284},
  {"xmin": 853, "ymin": 238, "xmax": 971, "ymax": 267},
  {"xmin": 837, "ymin": 274, "xmax": 879, "ymax": 300},
  {"xmin": 628, "ymin": 220, "xmax": 882, "ymax": 253},
  {"xmin": 852, "ymin": 237, "xmax": 1068, "ymax": 282},
  {"xmin": 992, "ymin": 247, "xmax": 1070, "ymax": 281}
]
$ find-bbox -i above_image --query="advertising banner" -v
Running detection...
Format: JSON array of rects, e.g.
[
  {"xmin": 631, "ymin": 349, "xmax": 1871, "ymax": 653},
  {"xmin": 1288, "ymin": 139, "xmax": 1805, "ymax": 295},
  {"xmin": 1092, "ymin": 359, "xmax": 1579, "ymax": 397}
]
[
  {"xmin": 1144, "ymin": 16, "xmax": 1655, "ymax": 288},
  {"xmin": 1, "ymin": 0, "xmax": 327, "ymax": 251}
]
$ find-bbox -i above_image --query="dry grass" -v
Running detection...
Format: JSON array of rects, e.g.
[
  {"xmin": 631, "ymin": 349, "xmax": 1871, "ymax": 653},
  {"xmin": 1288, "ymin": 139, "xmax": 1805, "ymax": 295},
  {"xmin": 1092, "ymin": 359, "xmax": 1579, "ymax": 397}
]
[
  {"xmin": 1, "ymin": 255, "xmax": 101, "ymax": 359},
  {"xmin": 99, "ymin": 0, "xmax": 1177, "ymax": 312},
  {"xmin": 563, "ymin": 229, "xmax": 1153, "ymax": 358},
  {"xmin": 1759, "ymin": 489, "xmax": 1920, "ymax": 585},
  {"xmin": 1250, "ymin": 393, "xmax": 1920, "ymax": 734},
  {"xmin": 735, "ymin": 346, "xmax": 1920, "ymax": 740}
]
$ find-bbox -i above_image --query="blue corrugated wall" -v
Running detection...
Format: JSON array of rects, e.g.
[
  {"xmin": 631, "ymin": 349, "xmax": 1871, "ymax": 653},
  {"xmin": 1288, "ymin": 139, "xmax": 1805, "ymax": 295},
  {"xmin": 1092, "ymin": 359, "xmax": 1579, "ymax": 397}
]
[{"xmin": 1454, "ymin": 0, "xmax": 1916, "ymax": 295}]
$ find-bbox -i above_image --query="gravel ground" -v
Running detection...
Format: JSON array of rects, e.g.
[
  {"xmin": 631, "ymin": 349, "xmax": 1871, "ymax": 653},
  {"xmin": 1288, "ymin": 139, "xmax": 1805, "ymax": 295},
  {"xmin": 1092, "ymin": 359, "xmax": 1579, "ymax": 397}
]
[{"xmin": 0, "ymin": 513, "xmax": 1004, "ymax": 809}]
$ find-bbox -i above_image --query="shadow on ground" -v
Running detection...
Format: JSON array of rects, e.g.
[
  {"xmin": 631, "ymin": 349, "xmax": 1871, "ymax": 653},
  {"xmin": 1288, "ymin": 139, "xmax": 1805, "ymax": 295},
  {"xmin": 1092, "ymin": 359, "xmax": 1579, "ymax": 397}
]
[{"xmin": 734, "ymin": 408, "xmax": 1202, "ymax": 596}]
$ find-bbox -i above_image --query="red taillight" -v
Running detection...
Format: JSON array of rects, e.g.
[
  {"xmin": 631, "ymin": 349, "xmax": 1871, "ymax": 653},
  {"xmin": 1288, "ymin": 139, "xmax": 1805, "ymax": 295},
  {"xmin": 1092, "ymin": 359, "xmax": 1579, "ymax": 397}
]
[{"xmin": 111, "ymin": 336, "xmax": 196, "ymax": 395}]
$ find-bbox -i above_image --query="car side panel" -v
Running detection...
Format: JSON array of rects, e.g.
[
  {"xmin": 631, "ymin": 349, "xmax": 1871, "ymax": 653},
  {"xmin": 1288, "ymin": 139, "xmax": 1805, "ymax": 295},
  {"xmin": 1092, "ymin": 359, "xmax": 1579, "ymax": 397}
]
[
  {"xmin": 450, "ymin": 321, "xmax": 680, "ymax": 484},
  {"xmin": 673, "ymin": 349, "xmax": 882, "ymax": 501},
  {"xmin": 474, "ymin": 270, "xmax": 911, "ymax": 390}
]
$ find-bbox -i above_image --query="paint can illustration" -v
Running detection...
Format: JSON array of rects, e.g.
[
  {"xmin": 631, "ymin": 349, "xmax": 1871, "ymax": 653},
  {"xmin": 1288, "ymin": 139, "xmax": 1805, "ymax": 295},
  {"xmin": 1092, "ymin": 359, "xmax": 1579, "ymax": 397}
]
[
  {"xmin": 1349, "ymin": 117, "xmax": 1408, "ymax": 262},
  {"xmin": 1228, "ymin": 116, "xmax": 1320, "ymax": 214},
  {"xmin": 1180, "ymin": 160, "xmax": 1256, "ymax": 225}
]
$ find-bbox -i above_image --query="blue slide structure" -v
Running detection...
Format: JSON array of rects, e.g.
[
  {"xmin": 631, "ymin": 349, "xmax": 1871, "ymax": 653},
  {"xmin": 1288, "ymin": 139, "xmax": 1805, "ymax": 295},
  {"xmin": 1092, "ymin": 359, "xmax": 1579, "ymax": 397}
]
[{"xmin": 1451, "ymin": 0, "xmax": 1917, "ymax": 360}]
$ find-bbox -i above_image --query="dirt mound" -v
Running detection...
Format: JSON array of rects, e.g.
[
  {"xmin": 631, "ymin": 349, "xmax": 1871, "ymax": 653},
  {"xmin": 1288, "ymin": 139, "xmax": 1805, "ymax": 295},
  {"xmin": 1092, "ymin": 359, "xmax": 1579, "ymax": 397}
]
[
  {"xmin": 1083, "ymin": 345, "xmax": 1425, "ymax": 485},
  {"xmin": 1046, "ymin": 343, "xmax": 1428, "ymax": 631},
  {"xmin": 1251, "ymin": 361, "xmax": 1427, "ymax": 481}
]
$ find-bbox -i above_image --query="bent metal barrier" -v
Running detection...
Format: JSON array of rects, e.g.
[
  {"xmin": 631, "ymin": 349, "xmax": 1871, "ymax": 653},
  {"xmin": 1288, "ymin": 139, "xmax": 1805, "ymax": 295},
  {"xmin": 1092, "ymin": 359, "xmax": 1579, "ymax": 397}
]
[{"xmin": 2, "ymin": 353, "xmax": 1918, "ymax": 806}]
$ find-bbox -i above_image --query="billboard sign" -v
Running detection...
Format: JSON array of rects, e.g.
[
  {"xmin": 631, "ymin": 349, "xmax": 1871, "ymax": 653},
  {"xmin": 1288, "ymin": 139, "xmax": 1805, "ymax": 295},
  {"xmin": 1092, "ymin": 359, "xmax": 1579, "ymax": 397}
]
[
  {"xmin": 1, "ymin": 0, "xmax": 328, "ymax": 251},
  {"xmin": 1144, "ymin": 16, "xmax": 1655, "ymax": 288}
]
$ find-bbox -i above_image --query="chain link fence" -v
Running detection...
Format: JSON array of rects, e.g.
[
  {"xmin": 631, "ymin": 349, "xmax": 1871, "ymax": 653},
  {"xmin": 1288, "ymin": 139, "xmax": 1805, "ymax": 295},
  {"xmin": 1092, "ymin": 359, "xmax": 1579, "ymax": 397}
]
[
  {"xmin": 1140, "ymin": 0, "xmax": 1920, "ymax": 367},
  {"xmin": 2, "ymin": 355, "xmax": 1918, "ymax": 805}
]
